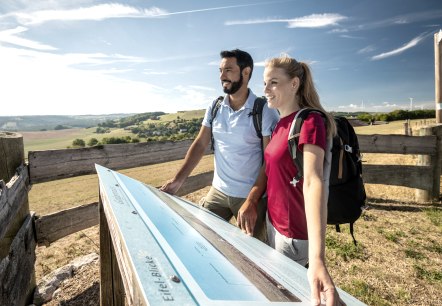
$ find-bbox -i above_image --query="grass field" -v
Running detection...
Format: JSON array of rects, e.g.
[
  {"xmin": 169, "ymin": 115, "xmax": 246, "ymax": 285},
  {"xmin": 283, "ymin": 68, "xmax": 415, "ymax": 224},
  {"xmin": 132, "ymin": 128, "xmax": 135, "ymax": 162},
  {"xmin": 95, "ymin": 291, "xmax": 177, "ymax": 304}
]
[{"xmin": 26, "ymin": 117, "xmax": 442, "ymax": 306}]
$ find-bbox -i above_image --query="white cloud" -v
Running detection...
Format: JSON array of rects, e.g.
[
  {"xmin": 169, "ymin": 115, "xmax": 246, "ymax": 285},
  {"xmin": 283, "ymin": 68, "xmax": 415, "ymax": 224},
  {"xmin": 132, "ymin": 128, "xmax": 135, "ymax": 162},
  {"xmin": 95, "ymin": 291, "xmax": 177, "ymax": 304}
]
[
  {"xmin": 174, "ymin": 85, "xmax": 214, "ymax": 109},
  {"xmin": 8, "ymin": 4, "xmax": 167, "ymax": 25},
  {"xmin": 0, "ymin": 26, "xmax": 57, "ymax": 50},
  {"xmin": 371, "ymin": 32, "xmax": 430, "ymax": 60},
  {"xmin": 0, "ymin": 45, "xmax": 188, "ymax": 115},
  {"xmin": 225, "ymin": 13, "xmax": 347, "ymax": 28},
  {"xmin": 5, "ymin": 3, "xmax": 268, "ymax": 26},
  {"xmin": 287, "ymin": 14, "xmax": 347, "ymax": 28},
  {"xmin": 357, "ymin": 45, "xmax": 375, "ymax": 54}
]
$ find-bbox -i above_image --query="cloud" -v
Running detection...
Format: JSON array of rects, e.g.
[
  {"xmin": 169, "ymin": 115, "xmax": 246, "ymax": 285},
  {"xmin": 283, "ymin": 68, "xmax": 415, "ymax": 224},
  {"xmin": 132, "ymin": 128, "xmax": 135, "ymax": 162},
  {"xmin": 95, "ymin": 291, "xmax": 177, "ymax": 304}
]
[
  {"xmin": 11, "ymin": 3, "xmax": 167, "ymax": 25},
  {"xmin": 287, "ymin": 14, "xmax": 347, "ymax": 28},
  {"xmin": 0, "ymin": 44, "xmax": 180, "ymax": 115},
  {"xmin": 5, "ymin": 3, "xmax": 269, "ymax": 26},
  {"xmin": 357, "ymin": 45, "xmax": 376, "ymax": 54},
  {"xmin": 174, "ymin": 85, "xmax": 214, "ymax": 109},
  {"xmin": 0, "ymin": 26, "xmax": 57, "ymax": 50},
  {"xmin": 225, "ymin": 13, "xmax": 347, "ymax": 28},
  {"xmin": 371, "ymin": 32, "xmax": 430, "ymax": 60},
  {"xmin": 354, "ymin": 10, "xmax": 442, "ymax": 31}
]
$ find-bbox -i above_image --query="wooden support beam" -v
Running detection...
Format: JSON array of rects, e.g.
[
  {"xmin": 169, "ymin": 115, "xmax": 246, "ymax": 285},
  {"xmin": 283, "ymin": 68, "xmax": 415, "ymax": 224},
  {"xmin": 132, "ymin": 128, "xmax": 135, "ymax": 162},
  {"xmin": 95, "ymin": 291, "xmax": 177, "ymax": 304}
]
[
  {"xmin": 35, "ymin": 202, "xmax": 99, "ymax": 246},
  {"xmin": 28, "ymin": 139, "xmax": 210, "ymax": 184},
  {"xmin": 436, "ymin": 30, "xmax": 442, "ymax": 123},
  {"xmin": 358, "ymin": 134, "xmax": 436, "ymax": 154}
]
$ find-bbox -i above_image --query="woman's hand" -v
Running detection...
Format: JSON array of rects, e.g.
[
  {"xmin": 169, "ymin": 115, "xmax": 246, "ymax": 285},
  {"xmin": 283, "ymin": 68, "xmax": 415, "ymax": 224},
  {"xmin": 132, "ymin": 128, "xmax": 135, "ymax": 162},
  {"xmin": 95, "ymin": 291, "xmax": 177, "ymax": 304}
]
[{"xmin": 307, "ymin": 260, "xmax": 346, "ymax": 306}]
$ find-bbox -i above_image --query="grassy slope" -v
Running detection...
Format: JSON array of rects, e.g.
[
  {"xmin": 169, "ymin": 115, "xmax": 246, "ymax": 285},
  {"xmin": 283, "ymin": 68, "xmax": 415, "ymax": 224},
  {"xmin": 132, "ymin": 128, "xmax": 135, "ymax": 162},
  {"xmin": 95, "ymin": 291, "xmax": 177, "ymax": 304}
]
[
  {"xmin": 21, "ymin": 110, "xmax": 206, "ymax": 154},
  {"xmin": 28, "ymin": 114, "xmax": 442, "ymax": 305}
]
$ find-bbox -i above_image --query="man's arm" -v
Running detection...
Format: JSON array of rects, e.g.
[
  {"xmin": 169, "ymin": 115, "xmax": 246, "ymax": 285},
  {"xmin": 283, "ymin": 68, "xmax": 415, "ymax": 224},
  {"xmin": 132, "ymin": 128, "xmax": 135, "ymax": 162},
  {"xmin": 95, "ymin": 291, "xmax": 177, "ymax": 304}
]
[
  {"xmin": 160, "ymin": 125, "xmax": 211, "ymax": 194},
  {"xmin": 236, "ymin": 136, "xmax": 271, "ymax": 235}
]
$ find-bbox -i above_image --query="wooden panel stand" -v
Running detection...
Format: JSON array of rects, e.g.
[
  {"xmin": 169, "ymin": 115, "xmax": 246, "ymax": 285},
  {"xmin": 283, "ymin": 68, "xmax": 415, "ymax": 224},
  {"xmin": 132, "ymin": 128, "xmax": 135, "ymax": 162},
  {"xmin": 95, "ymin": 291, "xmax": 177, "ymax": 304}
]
[{"xmin": 99, "ymin": 195, "xmax": 125, "ymax": 306}]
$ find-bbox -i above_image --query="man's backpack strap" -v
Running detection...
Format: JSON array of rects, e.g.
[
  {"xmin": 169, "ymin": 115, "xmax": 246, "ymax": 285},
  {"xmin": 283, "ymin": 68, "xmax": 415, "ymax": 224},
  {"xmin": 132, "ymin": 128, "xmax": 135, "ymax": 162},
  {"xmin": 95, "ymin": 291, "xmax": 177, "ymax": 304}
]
[
  {"xmin": 249, "ymin": 97, "xmax": 266, "ymax": 163},
  {"xmin": 250, "ymin": 97, "xmax": 266, "ymax": 139},
  {"xmin": 210, "ymin": 96, "xmax": 224, "ymax": 151}
]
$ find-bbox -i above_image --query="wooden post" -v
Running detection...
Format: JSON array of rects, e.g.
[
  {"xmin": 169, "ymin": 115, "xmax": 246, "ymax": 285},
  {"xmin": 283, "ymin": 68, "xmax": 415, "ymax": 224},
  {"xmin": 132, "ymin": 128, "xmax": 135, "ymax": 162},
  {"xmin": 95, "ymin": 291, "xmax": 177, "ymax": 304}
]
[
  {"xmin": 415, "ymin": 126, "xmax": 442, "ymax": 202},
  {"xmin": 436, "ymin": 30, "xmax": 442, "ymax": 123},
  {"xmin": 0, "ymin": 132, "xmax": 35, "ymax": 305},
  {"xmin": 0, "ymin": 132, "xmax": 29, "ymax": 260},
  {"xmin": 404, "ymin": 120, "xmax": 409, "ymax": 135},
  {"xmin": 0, "ymin": 132, "xmax": 24, "ymax": 183}
]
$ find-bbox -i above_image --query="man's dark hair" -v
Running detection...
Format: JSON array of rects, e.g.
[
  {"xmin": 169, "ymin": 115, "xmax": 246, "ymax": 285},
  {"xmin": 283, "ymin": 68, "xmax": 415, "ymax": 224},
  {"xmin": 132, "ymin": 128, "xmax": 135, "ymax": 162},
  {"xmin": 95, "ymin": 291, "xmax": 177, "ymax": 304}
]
[{"xmin": 220, "ymin": 49, "xmax": 254, "ymax": 80}]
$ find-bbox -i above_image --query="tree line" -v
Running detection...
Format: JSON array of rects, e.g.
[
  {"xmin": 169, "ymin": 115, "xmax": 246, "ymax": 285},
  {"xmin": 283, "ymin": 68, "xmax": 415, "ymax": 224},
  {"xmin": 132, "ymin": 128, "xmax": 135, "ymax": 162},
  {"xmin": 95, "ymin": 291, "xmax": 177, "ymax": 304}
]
[
  {"xmin": 71, "ymin": 115, "xmax": 202, "ymax": 148},
  {"xmin": 356, "ymin": 109, "xmax": 435, "ymax": 123}
]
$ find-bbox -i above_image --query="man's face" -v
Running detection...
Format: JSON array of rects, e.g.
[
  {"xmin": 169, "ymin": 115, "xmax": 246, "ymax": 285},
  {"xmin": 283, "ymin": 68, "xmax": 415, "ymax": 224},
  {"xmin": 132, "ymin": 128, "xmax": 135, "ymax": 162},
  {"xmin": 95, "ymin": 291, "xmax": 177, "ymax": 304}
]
[{"xmin": 219, "ymin": 57, "xmax": 244, "ymax": 95}]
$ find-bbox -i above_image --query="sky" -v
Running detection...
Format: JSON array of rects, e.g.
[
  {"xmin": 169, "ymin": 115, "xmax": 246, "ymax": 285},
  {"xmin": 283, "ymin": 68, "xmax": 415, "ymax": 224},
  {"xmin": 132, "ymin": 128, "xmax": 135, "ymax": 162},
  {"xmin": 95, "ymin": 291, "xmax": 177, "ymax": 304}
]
[{"xmin": 0, "ymin": 0, "xmax": 441, "ymax": 116}]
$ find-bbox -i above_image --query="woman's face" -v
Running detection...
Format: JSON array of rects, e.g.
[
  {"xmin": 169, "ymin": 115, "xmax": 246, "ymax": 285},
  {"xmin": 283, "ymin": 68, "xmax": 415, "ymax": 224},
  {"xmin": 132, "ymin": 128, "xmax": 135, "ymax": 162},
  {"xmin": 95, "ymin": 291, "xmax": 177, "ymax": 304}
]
[{"xmin": 263, "ymin": 66, "xmax": 298, "ymax": 110}]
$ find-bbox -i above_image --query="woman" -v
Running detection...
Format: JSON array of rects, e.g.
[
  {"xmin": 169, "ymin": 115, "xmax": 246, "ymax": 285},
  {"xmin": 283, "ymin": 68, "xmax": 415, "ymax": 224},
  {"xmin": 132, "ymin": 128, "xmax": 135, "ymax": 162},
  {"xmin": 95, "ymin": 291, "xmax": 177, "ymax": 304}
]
[{"xmin": 237, "ymin": 54, "xmax": 344, "ymax": 306}]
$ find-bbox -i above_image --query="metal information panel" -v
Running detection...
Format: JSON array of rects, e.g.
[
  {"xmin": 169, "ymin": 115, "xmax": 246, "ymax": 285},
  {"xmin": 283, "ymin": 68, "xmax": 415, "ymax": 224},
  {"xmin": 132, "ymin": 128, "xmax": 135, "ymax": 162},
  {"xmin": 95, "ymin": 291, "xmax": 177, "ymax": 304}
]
[{"xmin": 96, "ymin": 164, "xmax": 366, "ymax": 306}]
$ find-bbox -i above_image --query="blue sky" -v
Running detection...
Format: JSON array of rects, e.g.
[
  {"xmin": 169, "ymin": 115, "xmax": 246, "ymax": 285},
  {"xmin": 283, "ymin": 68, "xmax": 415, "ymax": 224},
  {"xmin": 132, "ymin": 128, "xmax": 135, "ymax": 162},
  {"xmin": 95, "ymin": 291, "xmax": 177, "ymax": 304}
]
[{"xmin": 0, "ymin": 0, "xmax": 441, "ymax": 116}]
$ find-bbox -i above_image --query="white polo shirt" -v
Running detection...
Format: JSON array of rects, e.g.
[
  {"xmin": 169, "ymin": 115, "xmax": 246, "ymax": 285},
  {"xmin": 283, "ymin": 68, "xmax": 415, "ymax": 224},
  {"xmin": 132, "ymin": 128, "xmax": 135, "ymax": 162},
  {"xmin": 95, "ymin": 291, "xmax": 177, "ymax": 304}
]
[{"xmin": 202, "ymin": 90, "xmax": 279, "ymax": 198}]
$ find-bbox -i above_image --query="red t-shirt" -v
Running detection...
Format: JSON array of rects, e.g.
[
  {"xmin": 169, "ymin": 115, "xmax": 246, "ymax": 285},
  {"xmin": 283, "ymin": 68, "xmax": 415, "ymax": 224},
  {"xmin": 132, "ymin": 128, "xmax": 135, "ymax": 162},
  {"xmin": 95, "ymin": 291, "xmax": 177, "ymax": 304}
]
[{"xmin": 265, "ymin": 111, "xmax": 326, "ymax": 239}]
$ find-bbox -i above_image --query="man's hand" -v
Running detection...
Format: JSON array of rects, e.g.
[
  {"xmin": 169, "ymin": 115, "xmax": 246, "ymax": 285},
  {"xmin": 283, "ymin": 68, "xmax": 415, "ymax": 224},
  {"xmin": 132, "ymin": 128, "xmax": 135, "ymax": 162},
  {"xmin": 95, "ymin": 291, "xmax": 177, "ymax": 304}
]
[
  {"xmin": 237, "ymin": 199, "xmax": 258, "ymax": 236},
  {"xmin": 160, "ymin": 179, "xmax": 182, "ymax": 195}
]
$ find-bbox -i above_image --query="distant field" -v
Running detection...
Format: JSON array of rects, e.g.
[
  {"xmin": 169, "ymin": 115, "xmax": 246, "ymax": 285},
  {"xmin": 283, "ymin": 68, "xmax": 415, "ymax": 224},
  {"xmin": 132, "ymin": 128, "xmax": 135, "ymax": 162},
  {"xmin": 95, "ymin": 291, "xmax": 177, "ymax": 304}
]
[
  {"xmin": 20, "ymin": 127, "xmax": 134, "ymax": 155},
  {"xmin": 147, "ymin": 109, "xmax": 205, "ymax": 122},
  {"xmin": 354, "ymin": 118, "xmax": 436, "ymax": 135},
  {"xmin": 20, "ymin": 110, "xmax": 206, "ymax": 155}
]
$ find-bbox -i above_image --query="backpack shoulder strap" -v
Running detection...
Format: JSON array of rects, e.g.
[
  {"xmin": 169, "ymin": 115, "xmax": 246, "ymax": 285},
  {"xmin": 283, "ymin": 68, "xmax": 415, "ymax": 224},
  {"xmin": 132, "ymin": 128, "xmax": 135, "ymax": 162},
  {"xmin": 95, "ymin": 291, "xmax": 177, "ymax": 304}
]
[
  {"xmin": 251, "ymin": 96, "xmax": 266, "ymax": 139},
  {"xmin": 210, "ymin": 96, "xmax": 224, "ymax": 151},
  {"xmin": 251, "ymin": 97, "xmax": 267, "ymax": 164},
  {"xmin": 210, "ymin": 96, "xmax": 224, "ymax": 124},
  {"xmin": 287, "ymin": 108, "xmax": 326, "ymax": 183}
]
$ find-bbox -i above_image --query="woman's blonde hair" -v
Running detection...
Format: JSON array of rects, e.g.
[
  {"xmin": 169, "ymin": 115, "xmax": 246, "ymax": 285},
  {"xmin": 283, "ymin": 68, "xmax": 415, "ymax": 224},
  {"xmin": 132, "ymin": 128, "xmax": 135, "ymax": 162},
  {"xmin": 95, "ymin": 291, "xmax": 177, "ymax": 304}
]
[{"xmin": 265, "ymin": 54, "xmax": 336, "ymax": 137}]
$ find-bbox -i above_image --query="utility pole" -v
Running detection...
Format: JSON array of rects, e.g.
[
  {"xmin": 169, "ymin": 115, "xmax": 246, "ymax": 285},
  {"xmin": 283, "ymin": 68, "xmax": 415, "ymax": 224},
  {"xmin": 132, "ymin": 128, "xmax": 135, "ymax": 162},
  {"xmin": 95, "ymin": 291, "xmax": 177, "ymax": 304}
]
[{"xmin": 409, "ymin": 97, "xmax": 413, "ymax": 111}]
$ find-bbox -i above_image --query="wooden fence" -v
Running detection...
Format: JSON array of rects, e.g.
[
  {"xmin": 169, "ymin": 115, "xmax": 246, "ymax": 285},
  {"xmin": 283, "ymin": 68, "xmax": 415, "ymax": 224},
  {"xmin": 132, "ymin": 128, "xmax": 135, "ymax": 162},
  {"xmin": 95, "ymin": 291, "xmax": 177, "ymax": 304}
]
[{"xmin": 1, "ymin": 126, "xmax": 441, "ymax": 305}]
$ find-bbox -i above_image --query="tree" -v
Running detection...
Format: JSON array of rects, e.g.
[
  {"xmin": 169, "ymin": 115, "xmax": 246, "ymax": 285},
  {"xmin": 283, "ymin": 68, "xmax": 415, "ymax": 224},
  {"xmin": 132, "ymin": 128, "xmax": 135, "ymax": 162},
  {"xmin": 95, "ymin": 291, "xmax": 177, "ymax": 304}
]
[
  {"xmin": 72, "ymin": 138, "xmax": 86, "ymax": 147},
  {"xmin": 87, "ymin": 138, "xmax": 99, "ymax": 146}
]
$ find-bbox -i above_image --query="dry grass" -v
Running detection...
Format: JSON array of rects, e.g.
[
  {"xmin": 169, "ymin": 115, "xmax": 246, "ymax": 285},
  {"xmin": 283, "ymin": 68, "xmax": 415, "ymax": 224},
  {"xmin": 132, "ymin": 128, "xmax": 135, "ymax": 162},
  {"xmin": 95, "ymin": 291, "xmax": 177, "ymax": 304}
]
[{"xmin": 29, "ymin": 123, "xmax": 442, "ymax": 306}]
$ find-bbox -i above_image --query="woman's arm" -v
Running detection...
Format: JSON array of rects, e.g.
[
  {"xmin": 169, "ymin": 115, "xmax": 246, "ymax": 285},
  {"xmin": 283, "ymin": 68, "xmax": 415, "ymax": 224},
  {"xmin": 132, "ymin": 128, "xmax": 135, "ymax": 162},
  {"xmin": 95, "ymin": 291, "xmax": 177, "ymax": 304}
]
[{"xmin": 303, "ymin": 144, "xmax": 344, "ymax": 306}]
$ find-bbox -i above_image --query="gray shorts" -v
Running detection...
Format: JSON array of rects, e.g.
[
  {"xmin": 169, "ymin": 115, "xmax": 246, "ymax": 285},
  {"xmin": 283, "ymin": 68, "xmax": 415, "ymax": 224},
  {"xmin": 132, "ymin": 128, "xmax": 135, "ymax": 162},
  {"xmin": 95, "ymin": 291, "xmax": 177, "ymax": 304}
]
[
  {"xmin": 266, "ymin": 214, "xmax": 309, "ymax": 266},
  {"xmin": 200, "ymin": 186, "xmax": 267, "ymax": 243}
]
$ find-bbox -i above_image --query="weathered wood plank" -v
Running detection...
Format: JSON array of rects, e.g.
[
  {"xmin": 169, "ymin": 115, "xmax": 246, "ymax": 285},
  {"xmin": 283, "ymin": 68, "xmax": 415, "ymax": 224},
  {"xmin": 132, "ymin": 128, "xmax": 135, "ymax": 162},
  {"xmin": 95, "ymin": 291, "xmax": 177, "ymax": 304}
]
[
  {"xmin": 362, "ymin": 164, "xmax": 432, "ymax": 189},
  {"xmin": 0, "ymin": 132, "xmax": 25, "ymax": 183},
  {"xmin": 174, "ymin": 171, "xmax": 213, "ymax": 196},
  {"xmin": 35, "ymin": 202, "xmax": 99, "ymax": 246},
  {"xmin": 28, "ymin": 140, "xmax": 208, "ymax": 184},
  {"xmin": 358, "ymin": 134, "xmax": 436, "ymax": 154},
  {"xmin": 0, "ymin": 164, "xmax": 30, "ymax": 241},
  {"xmin": 99, "ymin": 196, "xmax": 114, "ymax": 306},
  {"xmin": 0, "ymin": 212, "xmax": 36, "ymax": 306},
  {"xmin": 100, "ymin": 188, "xmax": 141, "ymax": 306}
]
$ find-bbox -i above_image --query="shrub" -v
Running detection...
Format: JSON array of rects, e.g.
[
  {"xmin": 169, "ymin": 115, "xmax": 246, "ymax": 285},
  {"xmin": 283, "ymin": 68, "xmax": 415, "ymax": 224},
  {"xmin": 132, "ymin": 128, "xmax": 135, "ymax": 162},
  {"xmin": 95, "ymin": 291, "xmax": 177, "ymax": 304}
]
[{"xmin": 72, "ymin": 138, "xmax": 85, "ymax": 147}]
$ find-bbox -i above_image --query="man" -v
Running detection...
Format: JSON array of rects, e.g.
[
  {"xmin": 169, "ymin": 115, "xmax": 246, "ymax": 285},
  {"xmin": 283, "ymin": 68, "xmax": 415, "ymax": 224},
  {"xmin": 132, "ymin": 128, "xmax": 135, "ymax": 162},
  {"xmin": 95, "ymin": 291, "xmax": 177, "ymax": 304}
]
[{"xmin": 161, "ymin": 49, "xmax": 279, "ymax": 241}]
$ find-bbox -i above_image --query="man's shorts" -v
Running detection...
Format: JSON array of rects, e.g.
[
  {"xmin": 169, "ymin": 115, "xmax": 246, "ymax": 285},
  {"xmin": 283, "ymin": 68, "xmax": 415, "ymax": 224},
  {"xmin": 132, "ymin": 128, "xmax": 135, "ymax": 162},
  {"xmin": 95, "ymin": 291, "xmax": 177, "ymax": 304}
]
[{"xmin": 200, "ymin": 186, "xmax": 267, "ymax": 243}]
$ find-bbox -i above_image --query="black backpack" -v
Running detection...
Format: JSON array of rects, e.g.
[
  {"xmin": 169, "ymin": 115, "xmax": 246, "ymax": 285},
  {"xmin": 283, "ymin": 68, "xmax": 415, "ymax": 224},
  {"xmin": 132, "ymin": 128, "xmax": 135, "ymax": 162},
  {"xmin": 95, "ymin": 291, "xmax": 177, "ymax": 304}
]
[
  {"xmin": 287, "ymin": 108, "xmax": 366, "ymax": 245},
  {"xmin": 209, "ymin": 96, "xmax": 266, "ymax": 156}
]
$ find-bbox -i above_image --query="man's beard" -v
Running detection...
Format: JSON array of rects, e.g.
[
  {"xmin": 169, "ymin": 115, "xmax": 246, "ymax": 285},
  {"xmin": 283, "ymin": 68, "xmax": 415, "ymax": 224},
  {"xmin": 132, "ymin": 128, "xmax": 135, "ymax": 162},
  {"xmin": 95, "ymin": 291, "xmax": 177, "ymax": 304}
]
[{"xmin": 222, "ymin": 73, "xmax": 243, "ymax": 95}]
